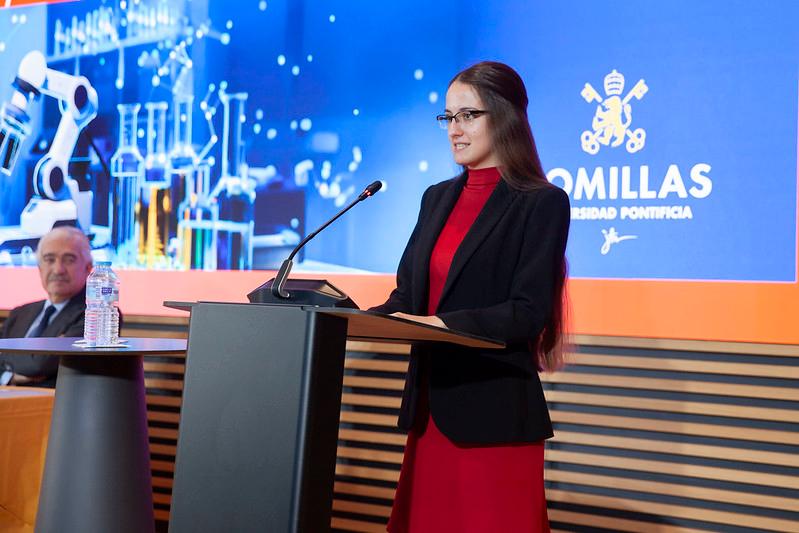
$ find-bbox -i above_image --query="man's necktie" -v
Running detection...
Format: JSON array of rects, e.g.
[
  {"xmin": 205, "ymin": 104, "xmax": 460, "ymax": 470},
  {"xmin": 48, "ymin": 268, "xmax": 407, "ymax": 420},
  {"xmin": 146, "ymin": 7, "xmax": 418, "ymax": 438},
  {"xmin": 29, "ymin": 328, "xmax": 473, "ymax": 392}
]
[{"xmin": 30, "ymin": 305, "xmax": 57, "ymax": 338}]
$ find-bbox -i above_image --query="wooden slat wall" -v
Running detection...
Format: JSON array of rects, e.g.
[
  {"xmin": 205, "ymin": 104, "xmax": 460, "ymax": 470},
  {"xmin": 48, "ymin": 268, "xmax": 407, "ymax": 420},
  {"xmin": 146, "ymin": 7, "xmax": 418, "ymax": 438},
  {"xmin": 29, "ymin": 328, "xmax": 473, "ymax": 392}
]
[
  {"xmin": 334, "ymin": 340, "xmax": 799, "ymax": 533},
  {"xmin": 541, "ymin": 344, "xmax": 799, "ymax": 533},
  {"xmin": 5, "ymin": 310, "xmax": 798, "ymax": 532}
]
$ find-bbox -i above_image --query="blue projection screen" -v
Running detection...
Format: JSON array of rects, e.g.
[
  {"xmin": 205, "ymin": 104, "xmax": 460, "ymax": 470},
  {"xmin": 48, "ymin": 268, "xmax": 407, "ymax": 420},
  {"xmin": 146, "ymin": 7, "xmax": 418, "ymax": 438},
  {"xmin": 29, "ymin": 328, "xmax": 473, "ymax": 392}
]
[{"xmin": 1, "ymin": 1, "xmax": 798, "ymax": 342}]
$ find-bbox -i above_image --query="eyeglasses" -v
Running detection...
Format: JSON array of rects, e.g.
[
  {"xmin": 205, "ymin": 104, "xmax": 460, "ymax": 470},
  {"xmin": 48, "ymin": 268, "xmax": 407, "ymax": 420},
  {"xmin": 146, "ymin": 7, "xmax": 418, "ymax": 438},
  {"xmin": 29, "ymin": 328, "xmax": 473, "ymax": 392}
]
[{"xmin": 436, "ymin": 109, "xmax": 489, "ymax": 130}]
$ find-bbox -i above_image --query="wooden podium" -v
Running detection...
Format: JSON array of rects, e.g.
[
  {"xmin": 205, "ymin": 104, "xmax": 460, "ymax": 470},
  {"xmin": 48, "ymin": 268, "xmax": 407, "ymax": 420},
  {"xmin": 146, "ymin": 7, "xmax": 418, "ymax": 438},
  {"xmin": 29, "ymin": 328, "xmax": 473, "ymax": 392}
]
[{"xmin": 165, "ymin": 301, "xmax": 501, "ymax": 533}]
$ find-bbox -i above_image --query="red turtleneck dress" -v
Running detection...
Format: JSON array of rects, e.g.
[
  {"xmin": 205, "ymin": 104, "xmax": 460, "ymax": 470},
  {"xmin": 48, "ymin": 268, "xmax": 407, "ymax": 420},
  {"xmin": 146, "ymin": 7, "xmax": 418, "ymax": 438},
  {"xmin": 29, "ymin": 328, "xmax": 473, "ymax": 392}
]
[{"xmin": 388, "ymin": 167, "xmax": 550, "ymax": 533}]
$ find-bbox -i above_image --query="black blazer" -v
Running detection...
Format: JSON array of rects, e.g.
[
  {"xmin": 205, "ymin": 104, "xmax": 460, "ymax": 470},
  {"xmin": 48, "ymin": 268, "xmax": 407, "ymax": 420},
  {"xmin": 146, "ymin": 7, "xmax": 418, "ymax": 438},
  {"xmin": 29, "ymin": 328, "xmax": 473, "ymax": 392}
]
[
  {"xmin": 0, "ymin": 288, "xmax": 87, "ymax": 388},
  {"xmin": 371, "ymin": 173, "xmax": 570, "ymax": 444}
]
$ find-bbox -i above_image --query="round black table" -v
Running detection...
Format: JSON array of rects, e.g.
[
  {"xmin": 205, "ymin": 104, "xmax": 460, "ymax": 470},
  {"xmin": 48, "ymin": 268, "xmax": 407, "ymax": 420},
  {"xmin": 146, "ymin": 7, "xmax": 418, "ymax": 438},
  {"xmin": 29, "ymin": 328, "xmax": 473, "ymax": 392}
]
[{"xmin": 0, "ymin": 337, "xmax": 186, "ymax": 533}]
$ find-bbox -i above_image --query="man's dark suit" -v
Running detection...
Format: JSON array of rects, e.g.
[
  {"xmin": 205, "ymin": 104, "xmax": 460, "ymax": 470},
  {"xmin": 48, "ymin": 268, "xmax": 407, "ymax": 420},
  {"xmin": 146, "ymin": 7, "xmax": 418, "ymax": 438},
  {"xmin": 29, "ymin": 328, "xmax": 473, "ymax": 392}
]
[
  {"xmin": 0, "ymin": 288, "xmax": 86, "ymax": 388},
  {"xmin": 371, "ymin": 173, "xmax": 570, "ymax": 445}
]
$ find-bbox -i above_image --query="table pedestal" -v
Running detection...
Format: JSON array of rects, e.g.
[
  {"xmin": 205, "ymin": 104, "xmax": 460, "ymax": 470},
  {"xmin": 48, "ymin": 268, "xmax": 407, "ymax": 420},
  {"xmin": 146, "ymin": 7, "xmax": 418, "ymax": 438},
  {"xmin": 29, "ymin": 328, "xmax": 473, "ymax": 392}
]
[{"xmin": 35, "ymin": 355, "xmax": 154, "ymax": 533}]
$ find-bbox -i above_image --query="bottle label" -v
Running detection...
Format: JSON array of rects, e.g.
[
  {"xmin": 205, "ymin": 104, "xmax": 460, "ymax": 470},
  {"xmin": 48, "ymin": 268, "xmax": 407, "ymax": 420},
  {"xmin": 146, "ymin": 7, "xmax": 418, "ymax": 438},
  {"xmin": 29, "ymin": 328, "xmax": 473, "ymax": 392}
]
[
  {"xmin": 106, "ymin": 287, "xmax": 119, "ymax": 303},
  {"xmin": 90, "ymin": 286, "xmax": 119, "ymax": 303}
]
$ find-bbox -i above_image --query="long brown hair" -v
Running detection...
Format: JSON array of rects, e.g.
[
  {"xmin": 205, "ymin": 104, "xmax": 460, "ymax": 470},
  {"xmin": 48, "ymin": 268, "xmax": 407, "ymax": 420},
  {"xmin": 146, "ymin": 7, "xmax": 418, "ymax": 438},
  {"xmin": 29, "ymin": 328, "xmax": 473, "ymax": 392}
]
[
  {"xmin": 451, "ymin": 61, "xmax": 547, "ymax": 191},
  {"xmin": 451, "ymin": 61, "xmax": 568, "ymax": 371}
]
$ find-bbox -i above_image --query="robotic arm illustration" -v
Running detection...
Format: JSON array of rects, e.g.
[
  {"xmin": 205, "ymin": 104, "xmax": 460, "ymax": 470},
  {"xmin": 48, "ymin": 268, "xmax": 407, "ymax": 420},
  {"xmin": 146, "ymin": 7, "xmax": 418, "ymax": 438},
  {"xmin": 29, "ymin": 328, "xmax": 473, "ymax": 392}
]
[{"xmin": 0, "ymin": 50, "xmax": 98, "ymax": 236}]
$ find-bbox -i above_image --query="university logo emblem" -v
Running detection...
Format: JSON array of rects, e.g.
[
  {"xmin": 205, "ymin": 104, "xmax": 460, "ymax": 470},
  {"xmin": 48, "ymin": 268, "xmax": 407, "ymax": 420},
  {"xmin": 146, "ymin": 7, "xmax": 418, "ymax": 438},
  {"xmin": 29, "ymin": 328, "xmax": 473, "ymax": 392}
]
[{"xmin": 580, "ymin": 69, "xmax": 648, "ymax": 155}]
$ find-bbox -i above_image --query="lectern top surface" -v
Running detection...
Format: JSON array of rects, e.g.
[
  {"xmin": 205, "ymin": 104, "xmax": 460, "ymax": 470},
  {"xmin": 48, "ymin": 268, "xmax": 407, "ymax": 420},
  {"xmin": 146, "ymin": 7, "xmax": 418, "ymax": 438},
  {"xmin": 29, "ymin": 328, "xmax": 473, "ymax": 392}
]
[
  {"xmin": 0, "ymin": 337, "xmax": 187, "ymax": 356},
  {"xmin": 163, "ymin": 301, "xmax": 504, "ymax": 349},
  {"xmin": 314, "ymin": 308, "xmax": 505, "ymax": 349}
]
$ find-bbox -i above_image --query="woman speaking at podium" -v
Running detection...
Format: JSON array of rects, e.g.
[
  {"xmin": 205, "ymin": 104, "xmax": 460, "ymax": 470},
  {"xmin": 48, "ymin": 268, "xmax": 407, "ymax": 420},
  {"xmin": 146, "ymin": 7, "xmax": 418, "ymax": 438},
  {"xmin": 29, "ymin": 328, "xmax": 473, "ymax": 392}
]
[{"xmin": 371, "ymin": 61, "xmax": 570, "ymax": 532}]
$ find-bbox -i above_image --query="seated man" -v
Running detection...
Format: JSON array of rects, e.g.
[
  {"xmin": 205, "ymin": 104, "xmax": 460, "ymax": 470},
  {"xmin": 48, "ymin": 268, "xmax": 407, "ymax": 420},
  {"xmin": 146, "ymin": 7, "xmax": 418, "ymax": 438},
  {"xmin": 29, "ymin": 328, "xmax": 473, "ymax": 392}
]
[{"xmin": 0, "ymin": 226, "xmax": 92, "ymax": 387}]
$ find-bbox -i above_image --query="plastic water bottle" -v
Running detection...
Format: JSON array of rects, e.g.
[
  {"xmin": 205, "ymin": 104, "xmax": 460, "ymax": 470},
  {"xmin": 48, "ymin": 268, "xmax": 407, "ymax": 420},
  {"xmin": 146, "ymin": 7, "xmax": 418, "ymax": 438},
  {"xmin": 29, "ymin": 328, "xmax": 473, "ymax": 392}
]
[{"xmin": 83, "ymin": 261, "xmax": 120, "ymax": 346}]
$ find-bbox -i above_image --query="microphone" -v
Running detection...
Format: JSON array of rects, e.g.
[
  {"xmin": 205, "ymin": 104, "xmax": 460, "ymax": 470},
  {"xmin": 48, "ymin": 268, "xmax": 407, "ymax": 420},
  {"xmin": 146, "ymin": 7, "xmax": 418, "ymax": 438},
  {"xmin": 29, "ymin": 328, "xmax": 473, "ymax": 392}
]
[
  {"xmin": 357, "ymin": 180, "xmax": 382, "ymax": 201},
  {"xmin": 247, "ymin": 180, "xmax": 383, "ymax": 307}
]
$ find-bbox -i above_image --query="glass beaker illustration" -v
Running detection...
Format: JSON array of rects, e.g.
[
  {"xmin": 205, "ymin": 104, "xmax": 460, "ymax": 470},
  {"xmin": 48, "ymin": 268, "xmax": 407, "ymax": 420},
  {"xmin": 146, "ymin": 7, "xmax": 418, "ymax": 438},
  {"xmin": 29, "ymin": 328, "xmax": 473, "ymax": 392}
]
[
  {"xmin": 167, "ymin": 94, "xmax": 197, "ymax": 243},
  {"xmin": 177, "ymin": 162, "xmax": 218, "ymax": 270},
  {"xmin": 138, "ymin": 101, "xmax": 170, "ymax": 268},
  {"xmin": 212, "ymin": 90, "xmax": 253, "ymax": 270},
  {"xmin": 110, "ymin": 103, "xmax": 143, "ymax": 266},
  {"xmin": 214, "ymin": 176, "xmax": 254, "ymax": 270}
]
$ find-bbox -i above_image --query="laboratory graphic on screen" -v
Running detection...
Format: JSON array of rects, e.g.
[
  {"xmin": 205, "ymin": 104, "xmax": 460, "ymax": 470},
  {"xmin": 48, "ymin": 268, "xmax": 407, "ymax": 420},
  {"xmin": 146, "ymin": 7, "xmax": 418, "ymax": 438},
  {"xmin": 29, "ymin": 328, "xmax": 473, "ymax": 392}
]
[{"xmin": 0, "ymin": 0, "xmax": 797, "ymax": 284}]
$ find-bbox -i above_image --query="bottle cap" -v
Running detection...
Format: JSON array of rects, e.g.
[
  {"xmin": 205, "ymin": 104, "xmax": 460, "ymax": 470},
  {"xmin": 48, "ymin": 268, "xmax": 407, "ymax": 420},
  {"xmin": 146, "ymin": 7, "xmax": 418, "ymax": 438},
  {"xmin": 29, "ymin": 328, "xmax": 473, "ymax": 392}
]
[{"xmin": 97, "ymin": 261, "xmax": 112, "ymax": 266}]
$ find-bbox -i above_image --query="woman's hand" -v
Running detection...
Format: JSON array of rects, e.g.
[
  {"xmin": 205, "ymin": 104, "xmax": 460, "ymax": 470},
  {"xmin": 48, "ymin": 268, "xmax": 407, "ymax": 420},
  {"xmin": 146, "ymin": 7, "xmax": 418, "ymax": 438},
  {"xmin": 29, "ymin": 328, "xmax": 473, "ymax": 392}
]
[{"xmin": 391, "ymin": 312, "xmax": 447, "ymax": 328}]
